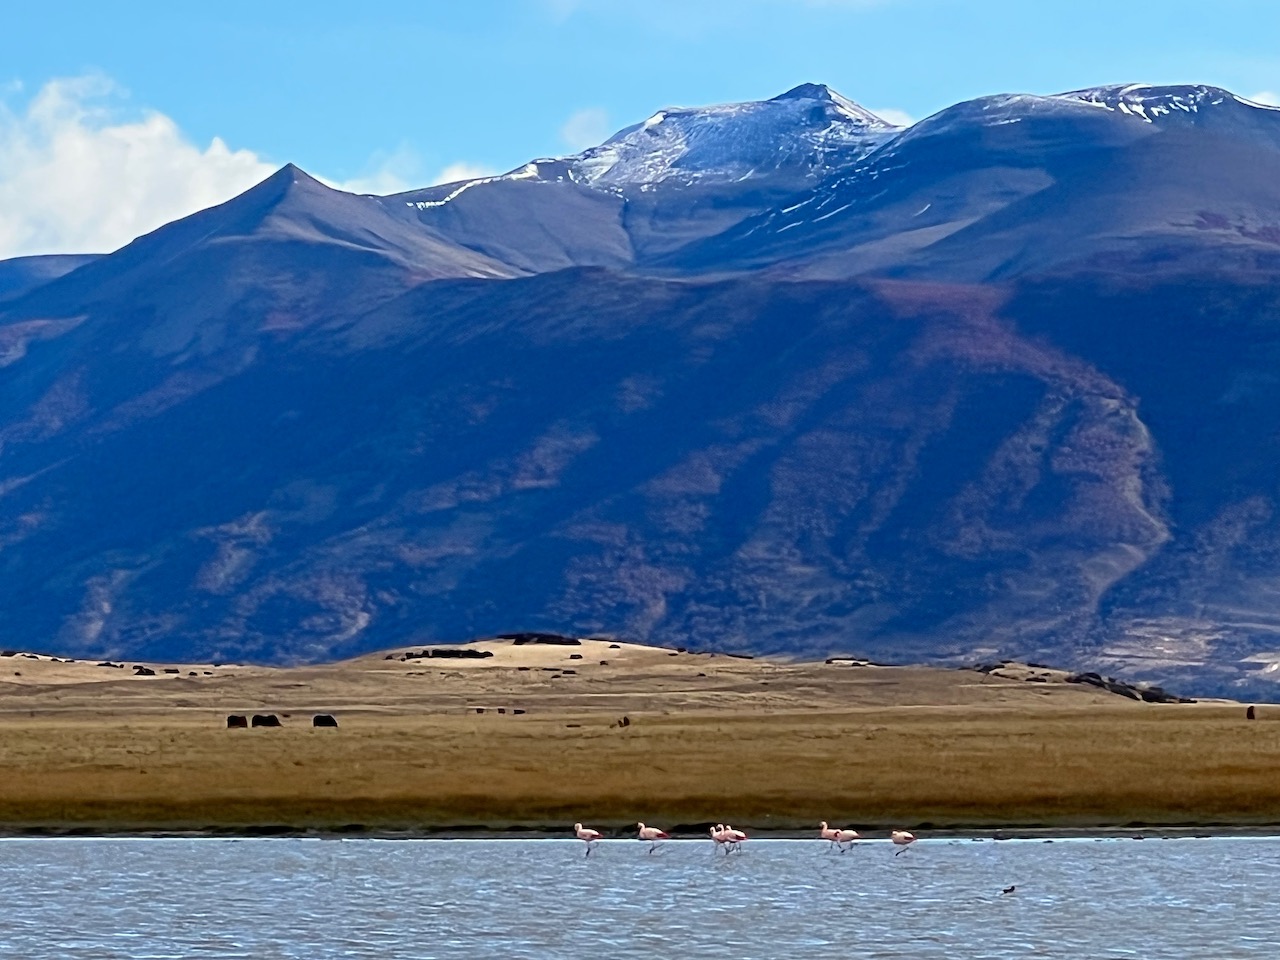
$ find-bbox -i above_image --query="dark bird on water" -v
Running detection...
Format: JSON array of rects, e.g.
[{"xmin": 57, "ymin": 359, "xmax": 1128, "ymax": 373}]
[{"xmin": 1002, "ymin": 886, "xmax": 1016, "ymax": 895}]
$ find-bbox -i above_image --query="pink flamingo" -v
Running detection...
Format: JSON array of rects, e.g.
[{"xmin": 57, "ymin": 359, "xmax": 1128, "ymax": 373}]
[
  {"xmin": 574, "ymin": 822, "xmax": 602, "ymax": 857},
  {"xmin": 711, "ymin": 824, "xmax": 742, "ymax": 853},
  {"xmin": 891, "ymin": 830, "xmax": 916, "ymax": 856},
  {"xmin": 819, "ymin": 821, "xmax": 840, "ymax": 851},
  {"xmin": 724, "ymin": 824, "xmax": 747, "ymax": 852},
  {"xmin": 710, "ymin": 824, "xmax": 729, "ymax": 852},
  {"xmin": 835, "ymin": 828, "xmax": 861, "ymax": 852},
  {"xmin": 637, "ymin": 822, "xmax": 670, "ymax": 853}
]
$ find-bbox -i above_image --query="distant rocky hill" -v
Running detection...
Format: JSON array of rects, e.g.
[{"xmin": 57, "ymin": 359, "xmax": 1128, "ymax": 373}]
[{"xmin": 3, "ymin": 83, "xmax": 1280, "ymax": 697}]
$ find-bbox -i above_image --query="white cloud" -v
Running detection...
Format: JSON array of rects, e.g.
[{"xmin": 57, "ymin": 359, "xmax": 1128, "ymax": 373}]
[
  {"xmin": 326, "ymin": 145, "xmax": 423, "ymax": 196},
  {"xmin": 1249, "ymin": 90, "xmax": 1279, "ymax": 107},
  {"xmin": 321, "ymin": 146, "xmax": 494, "ymax": 195},
  {"xmin": 295, "ymin": 148, "xmax": 498, "ymax": 197},
  {"xmin": 324, "ymin": 147, "xmax": 496, "ymax": 195},
  {"xmin": 560, "ymin": 107, "xmax": 611, "ymax": 151},
  {"xmin": 0, "ymin": 75, "xmax": 275, "ymax": 259},
  {"xmin": 0, "ymin": 75, "xmax": 514, "ymax": 257},
  {"xmin": 871, "ymin": 106, "xmax": 916, "ymax": 127},
  {"xmin": 433, "ymin": 161, "xmax": 499, "ymax": 185}
]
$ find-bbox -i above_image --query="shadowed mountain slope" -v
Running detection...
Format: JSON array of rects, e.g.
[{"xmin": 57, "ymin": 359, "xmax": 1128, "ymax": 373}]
[{"xmin": 0, "ymin": 255, "xmax": 101, "ymax": 303}]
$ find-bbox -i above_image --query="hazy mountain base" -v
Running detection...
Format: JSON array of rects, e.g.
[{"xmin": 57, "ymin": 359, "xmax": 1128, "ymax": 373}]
[{"xmin": 4, "ymin": 265, "xmax": 1280, "ymax": 697}]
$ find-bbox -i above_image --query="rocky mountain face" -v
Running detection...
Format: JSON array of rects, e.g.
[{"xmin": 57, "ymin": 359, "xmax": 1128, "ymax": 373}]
[{"xmin": 3, "ymin": 83, "xmax": 1280, "ymax": 696}]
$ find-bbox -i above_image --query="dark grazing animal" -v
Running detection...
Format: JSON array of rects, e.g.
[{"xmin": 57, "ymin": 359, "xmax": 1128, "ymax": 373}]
[
  {"xmin": 226, "ymin": 715, "xmax": 248, "ymax": 729},
  {"xmin": 500, "ymin": 633, "xmax": 581, "ymax": 646},
  {"xmin": 312, "ymin": 714, "xmax": 338, "ymax": 727},
  {"xmin": 401, "ymin": 648, "xmax": 493, "ymax": 660},
  {"xmin": 251, "ymin": 713, "xmax": 282, "ymax": 728}
]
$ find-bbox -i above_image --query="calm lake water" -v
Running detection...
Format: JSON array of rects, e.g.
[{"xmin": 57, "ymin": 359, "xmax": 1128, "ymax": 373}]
[{"xmin": 0, "ymin": 836, "xmax": 1276, "ymax": 958}]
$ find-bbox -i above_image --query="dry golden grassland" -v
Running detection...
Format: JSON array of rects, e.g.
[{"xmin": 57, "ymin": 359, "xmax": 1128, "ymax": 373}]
[{"xmin": 0, "ymin": 640, "xmax": 1275, "ymax": 833}]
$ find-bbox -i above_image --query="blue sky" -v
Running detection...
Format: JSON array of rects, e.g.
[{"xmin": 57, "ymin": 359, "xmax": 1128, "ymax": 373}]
[{"xmin": 1, "ymin": 0, "xmax": 1278, "ymax": 257}]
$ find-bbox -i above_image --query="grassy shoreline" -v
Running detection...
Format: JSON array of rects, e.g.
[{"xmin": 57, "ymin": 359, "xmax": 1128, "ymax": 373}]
[
  {"xmin": 1, "ymin": 641, "xmax": 1275, "ymax": 836},
  {"xmin": 1, "ymin": 705, "xmax": 1279, "ymax": 836}
]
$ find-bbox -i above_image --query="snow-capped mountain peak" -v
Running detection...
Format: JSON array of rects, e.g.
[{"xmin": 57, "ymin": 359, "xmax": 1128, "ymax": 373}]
[
  {"xmin": 564, "ymin": 83, "xmax": 897, "ymax": 189},
  {"xmin": 395, "ymin": 85, "xmax": 901, "ymax": 210},
  {"xmin": 767, "ymin": 82, "xmax": 892, "ymax": 127}
]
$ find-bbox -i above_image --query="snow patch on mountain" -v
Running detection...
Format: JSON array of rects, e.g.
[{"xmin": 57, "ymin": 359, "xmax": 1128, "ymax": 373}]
[
  {"xmin": 886, "ymin": 83, "xmax": 1270, "ymax": 144},
  {"xmin": 1234, "ymin": 93, "xmax": 1280, "ymax": 112},
  {"xmin": 564, "ymin": 83, "xmax": 899, "ymax": 188},
  {"xmin": 1056, "ymin": 83, "xmax": 1231, "ymax": 122},
  {"xmin": 407, "ymin": 164, "xmax": 540, "ymax": 210}
]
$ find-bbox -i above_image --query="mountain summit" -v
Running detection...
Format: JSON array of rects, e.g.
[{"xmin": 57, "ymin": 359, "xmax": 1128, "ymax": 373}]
[
  {"xmin": 767, "ymin": 82, "xmax": 891, "ymax": 124},
  {"xmin": 3, "ymin": 82, "xmax": 1280, "ymax": 697},
  {"xmin": 561, "ymin": 82, "xmax": 894, "ymax": 187},
  {"xmin": 407, "ymin": 83, "xmax": 897, "ymax": 198}
]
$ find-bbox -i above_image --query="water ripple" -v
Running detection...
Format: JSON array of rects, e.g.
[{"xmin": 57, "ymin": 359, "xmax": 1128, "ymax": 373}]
[{"xmin": 0, "ymin": 837, "xmax": 1276, "ymax": 957}]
